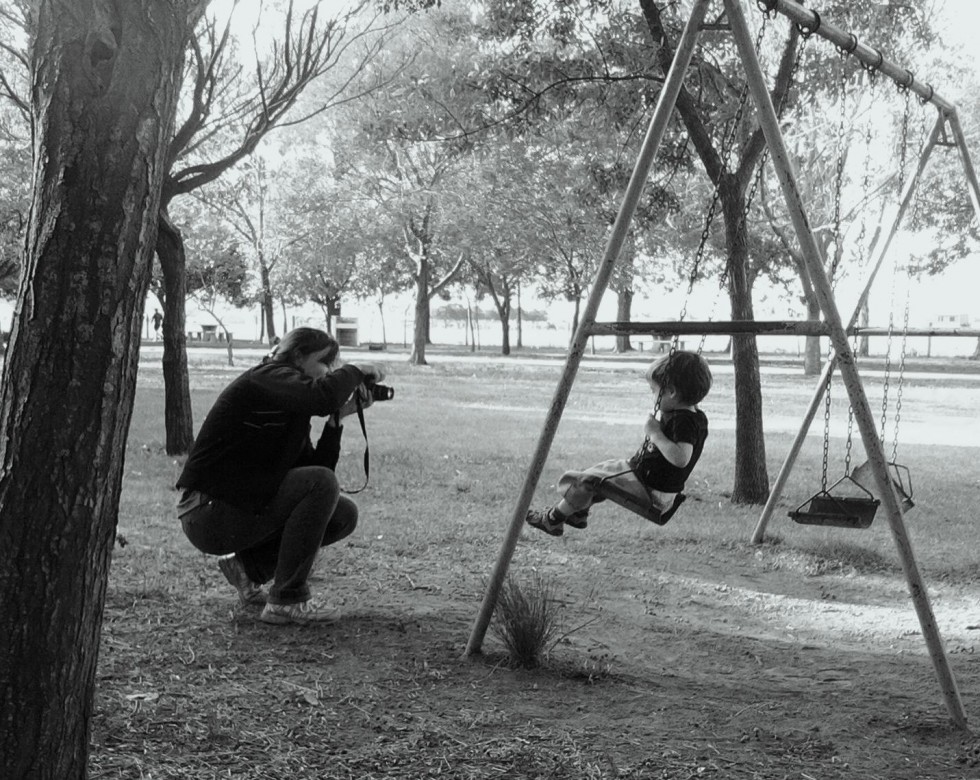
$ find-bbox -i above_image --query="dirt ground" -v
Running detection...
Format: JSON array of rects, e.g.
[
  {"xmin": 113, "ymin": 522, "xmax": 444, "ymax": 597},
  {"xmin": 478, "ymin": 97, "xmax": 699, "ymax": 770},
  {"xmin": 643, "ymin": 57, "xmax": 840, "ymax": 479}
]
[{"xmin": 90, "ymin": 509, "xmax": 980, "ymax": 780}]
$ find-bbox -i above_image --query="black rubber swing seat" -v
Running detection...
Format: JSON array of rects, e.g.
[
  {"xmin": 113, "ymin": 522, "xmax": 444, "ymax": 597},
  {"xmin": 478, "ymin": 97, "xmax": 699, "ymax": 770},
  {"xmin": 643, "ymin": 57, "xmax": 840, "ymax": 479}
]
[
  {"xmin": 590, "ymin": 478, "xmax": 687, "ymax": 526},
  {"xmin": 789, "ymin": 475, "xmax": 879, "ymax": 529}
]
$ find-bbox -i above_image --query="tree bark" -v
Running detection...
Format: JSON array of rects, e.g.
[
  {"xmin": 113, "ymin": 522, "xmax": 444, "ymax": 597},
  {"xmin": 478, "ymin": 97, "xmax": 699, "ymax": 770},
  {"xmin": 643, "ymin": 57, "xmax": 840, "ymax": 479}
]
[
  {"xmin": 495, "ymin": 295, "xmax": 512, "ymax": 356},
  {"xmin": 410, "ymin": 256, "xmax": 429, "ymax": 365},
  {"xmin": 858, "ymin": 298, "xmax": 871, "ymax": 357},
  {"xmin": 615, "ymin": 287, "xmax": 634, "ymax": 353},
  {"xmin": 516, "ymin": 281, "xmax": 523, "ymax": 349},
  {"xmin": 259, "ymin": 258, "xmax": 277, "ymax": 344},
  {"xmin": 156, "ymin": 213, "xmax": 195, "ymax": 454},
  {"xmin": 0, "ymin": 3, "xmax": 200, "ymax": 777},
  {"xmin": 720, "ymin": 175, "xmax": 770, "ymax": 504},
  {"xmin": 803, "ymin": 297, "xmax": 822, "ymax": 375}
]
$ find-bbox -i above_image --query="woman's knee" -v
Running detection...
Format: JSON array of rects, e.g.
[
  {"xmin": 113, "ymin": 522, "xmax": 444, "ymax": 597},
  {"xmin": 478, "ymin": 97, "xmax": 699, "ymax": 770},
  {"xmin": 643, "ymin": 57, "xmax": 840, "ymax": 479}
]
[
  {"xmin": 322, "ymin": 495, "xmax": 358, "ymax": 546},
  {"xmin": 287, "ymin": 466, "xmax": 339, "ymax": 497}
]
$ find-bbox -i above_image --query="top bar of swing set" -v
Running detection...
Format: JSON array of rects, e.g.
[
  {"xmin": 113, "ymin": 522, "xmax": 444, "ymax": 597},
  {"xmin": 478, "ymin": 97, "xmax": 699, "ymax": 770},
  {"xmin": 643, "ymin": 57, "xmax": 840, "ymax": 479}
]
[
  {"xmin": 585, "ymin": 320, "xmax": 980, "ymax": 338},
  {"xmin": 762, "ymin": 0, "xmax": 955, "ymax": 114}
]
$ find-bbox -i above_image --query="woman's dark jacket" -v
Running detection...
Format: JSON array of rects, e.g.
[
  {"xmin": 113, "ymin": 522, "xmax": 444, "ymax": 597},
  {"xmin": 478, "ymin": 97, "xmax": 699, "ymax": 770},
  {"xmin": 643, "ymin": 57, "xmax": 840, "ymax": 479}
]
[{"xmin": 176, "ymin": 361, "xmax": 365, "ymax": 512}]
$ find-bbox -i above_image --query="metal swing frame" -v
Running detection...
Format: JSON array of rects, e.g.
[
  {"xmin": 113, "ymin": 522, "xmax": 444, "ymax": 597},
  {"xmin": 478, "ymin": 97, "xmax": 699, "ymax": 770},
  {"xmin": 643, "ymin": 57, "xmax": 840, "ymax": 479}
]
[{"xmin": 465, "ymin": 0, "xmax": 980, "ymax": 731}]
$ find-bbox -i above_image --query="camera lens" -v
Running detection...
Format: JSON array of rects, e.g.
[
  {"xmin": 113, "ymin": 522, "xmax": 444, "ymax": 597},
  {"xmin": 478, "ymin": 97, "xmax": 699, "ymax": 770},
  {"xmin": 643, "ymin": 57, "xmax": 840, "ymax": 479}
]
[{"xmin": 371, "ymin": 383, "xmax": 394, "ymax": 402}]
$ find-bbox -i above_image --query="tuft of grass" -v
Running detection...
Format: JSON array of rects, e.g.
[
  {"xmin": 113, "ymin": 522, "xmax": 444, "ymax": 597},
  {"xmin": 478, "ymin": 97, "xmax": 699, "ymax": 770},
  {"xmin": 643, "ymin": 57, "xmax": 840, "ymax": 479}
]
[{"xmin": 490, "ymin": 572, "xmax": 562, "ymax": 669}]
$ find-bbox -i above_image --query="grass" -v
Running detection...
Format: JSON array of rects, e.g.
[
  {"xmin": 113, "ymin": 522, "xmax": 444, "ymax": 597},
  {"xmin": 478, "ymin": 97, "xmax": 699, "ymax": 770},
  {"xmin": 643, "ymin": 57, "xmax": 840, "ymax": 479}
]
[
  {"xmin": 122, "ymin": 348, "xmax": 980, "ymax": 605},
  {"xmin": 88, "ymin": 348, "xmax": 980, "ymax": 778}
]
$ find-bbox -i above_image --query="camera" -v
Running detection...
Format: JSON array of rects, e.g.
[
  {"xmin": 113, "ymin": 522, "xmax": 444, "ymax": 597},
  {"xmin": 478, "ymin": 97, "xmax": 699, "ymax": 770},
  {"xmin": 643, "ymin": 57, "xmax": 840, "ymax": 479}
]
[{"xmin": 367, "ymin": 382, "xmax": 394, "ymax": 402}]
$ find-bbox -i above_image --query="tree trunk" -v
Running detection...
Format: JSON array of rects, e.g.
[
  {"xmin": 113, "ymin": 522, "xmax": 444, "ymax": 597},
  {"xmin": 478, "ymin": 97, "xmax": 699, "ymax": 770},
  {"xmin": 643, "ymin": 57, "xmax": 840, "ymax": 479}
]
[
  {"xmin": 498, "ymin": 299, "xmax": 511, "ymax": 356},
  {"xmin": 0, "ymin": 4, "xmax": 198, "ymax": 777},
  {"xmin": 721, "ymin": 175, "xmax": 769, "ymax": 504},
  {"xmin": 803, "ymin": 297, "xmax": 822, "ymax": 376},
  {"xmin": 156, "ymin": 214, "xmax": 195, "ymax": 455},
  {"xmin": 260, "ymin": 261, "xmax": 277, "ymax": 344},
  {"xmin": 410, "ymin": 257, "xmax": 429, "ymax": 365},
  {"xmin": 376, "ymin": 299, "xmax": 388, "ymax": 346},
  {"xmin": 858, "ymin": 298, "xmax": 870, "ymax": 357},
  {"xmin": 615, "ymin": 287, "xmax": 634, "ymax": 353},
  {"xmin": 570, "ymin": 296, "xmax": 581, "ymax": 345},
  {"xmin": 467, "ymin": 303, "xmax": 476, "ymax": 352},
  {"xmin": 516, "ymin": 281, "xmax": 523, "ymax": 349}
]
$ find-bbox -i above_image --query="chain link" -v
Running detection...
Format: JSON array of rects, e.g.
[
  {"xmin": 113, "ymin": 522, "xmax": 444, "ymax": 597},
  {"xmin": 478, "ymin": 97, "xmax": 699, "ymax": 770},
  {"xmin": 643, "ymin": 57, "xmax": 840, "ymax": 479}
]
[
  {"xmin": 828, "ymin": 46, "xmax": 849, "ymax": 287},
  {"xmin": 821, "ymin": 364, "xmax": 832, "ymax": 491},
  {"xmin": 880, "ymin": 91, "xmax": 912, "ymax": 446},
  {"xmin": 891, "ymin": 287, "xmax": 910, "ymax": 462}
]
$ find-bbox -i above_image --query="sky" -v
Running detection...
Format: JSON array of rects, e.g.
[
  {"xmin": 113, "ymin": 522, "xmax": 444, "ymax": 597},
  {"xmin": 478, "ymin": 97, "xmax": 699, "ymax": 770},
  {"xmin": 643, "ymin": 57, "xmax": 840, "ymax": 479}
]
[
  {"xmin": 859, "ymin": 0, "xmax": 980, "ymax": 327},
  {"xmin": 935, "ymin": 0, "xmax": 980, "ymax": 51}
]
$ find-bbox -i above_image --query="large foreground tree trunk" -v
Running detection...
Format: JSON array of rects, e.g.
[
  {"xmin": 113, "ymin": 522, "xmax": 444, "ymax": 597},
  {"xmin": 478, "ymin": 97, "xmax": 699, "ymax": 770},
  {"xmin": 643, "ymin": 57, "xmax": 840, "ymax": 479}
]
[
  {"xmin": 157, "ymin": 213, "xmax": 195, "ymax": 454},
  {"xmin": 0, "ymin": 4, "xmax": 202, "ymax": 777}
]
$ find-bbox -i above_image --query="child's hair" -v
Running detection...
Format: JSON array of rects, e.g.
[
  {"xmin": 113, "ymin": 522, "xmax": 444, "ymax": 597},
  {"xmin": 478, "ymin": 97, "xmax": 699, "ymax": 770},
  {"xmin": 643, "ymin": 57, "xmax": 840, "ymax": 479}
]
[
  {"xmin": 268, "ymin": 327, "xmax": 340, "ymax": 367},
  {"xmin": 646, "ymin": 350, "xmax": 712, "ymax": 405}
]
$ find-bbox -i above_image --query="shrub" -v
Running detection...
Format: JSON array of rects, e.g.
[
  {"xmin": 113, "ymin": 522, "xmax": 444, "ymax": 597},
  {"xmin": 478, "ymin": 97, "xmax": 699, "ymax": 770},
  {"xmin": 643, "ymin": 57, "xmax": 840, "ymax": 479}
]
[{"xmin": 490, "ymin": 572, "xmax": 562, "ymax": 669}]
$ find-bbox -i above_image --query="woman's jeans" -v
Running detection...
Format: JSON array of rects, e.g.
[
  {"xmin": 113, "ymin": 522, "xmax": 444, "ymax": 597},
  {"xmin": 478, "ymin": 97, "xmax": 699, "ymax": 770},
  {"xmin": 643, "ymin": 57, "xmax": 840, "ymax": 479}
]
[{"xmin": 180, "ymin": 467, "xmax": 357, "ymax": 605}]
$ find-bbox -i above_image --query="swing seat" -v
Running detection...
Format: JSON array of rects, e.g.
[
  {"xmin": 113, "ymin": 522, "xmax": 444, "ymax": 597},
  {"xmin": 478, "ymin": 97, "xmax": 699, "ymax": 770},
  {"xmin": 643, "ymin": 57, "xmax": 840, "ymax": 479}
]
[
  {"xmin": 789, "ymin": 475, "xmax": 879, "ymax": 529},
  {"xmin": 593, "ymin": 479, "xmax": 687, "ymax": 526},
  {"xmin": 850, "ymin": 460, "xmax": 914, "ymax": 513}
]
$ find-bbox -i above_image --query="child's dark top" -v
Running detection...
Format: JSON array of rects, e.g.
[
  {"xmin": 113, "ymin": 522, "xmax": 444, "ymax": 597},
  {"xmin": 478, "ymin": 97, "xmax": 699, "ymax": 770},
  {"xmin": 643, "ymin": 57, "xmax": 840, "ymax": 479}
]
[
  {"xmin": 628, "ymin": 408, "xmax": 709, "ymax": 492},
  {"xmin": 176, "ymin": 361, "xmax": 364, "ymax": 512}
]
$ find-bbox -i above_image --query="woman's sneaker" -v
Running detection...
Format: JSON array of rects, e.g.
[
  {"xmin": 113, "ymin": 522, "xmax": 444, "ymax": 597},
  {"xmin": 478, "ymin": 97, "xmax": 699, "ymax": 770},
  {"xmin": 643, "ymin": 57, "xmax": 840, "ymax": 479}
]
[
  {"xmin": 218, "ymin": 554, "xmax": 266, "ymax": 607},
  {"xmin": 525, "ymin": 508, "xmax": 564, "ymax": 536},
  {"xmin": 259, "ymin": 600, "xmax": 342, "ymax": 625}
]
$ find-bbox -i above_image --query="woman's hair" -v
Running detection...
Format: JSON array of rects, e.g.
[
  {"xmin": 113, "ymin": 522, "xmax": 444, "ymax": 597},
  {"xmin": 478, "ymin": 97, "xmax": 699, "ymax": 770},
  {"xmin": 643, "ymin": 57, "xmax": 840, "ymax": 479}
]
[
  {"xmin": 268, "ymin": 327, "xmax": 339, "ymax": 367},
  {"xmin": 647, "ymin": 351, "xmax": 712, "ymax": 405}
]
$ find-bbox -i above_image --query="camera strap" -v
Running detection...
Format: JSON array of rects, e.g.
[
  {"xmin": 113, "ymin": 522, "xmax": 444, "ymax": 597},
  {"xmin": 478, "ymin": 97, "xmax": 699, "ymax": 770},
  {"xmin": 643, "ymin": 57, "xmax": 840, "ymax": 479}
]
[{"xmin": 342, "ymin": 394, "xmax": 371, "ymax": 494}]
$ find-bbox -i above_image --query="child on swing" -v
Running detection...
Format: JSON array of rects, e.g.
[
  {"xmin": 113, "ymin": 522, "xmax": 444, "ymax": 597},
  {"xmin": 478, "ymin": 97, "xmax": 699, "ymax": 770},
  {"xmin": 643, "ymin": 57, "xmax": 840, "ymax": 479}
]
[{"xmin": 526, "ymin": 350, "xmax": 712, "ymax": 536}]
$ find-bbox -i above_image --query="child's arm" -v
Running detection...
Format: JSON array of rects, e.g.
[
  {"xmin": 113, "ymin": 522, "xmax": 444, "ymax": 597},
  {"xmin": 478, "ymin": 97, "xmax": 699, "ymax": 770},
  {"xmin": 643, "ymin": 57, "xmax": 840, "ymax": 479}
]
[{"xmin": 644, "ymin": 414, "xmax": 694, "ymax": 468}]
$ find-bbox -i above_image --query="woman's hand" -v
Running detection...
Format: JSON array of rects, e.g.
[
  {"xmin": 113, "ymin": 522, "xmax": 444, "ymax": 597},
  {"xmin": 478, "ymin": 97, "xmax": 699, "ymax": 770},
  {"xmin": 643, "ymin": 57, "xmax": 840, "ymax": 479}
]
[
  {"xmin": 354, "ymin": 363, "xmax": 386, "ymax": 385},
  {"xmin": 334, "ymin": 388, "xmax": 372, "ymax": 420}
]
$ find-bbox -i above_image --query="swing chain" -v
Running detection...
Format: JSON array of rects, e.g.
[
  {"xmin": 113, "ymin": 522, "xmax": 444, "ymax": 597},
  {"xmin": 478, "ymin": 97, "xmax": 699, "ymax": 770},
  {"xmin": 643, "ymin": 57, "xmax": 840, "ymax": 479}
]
[
  {"xmin": 892, "ymin": 288, "xmax": 910, "ymax": 462},
  {"xmin": 853, "ymin": 74, "xmax": 878, "ymax": 270},
  {"xmin": 880, "ymin": 310, "xmax": 893, "ymax": 442},
  {"xmin": 898, "ymin": 88, "xmax": 912, "ymax": 194},
  {"xmin": 843, "ymin": 336, "xmax": 858, "ymax": 476},
  {"xmin": 881, "ymin": 95, "xmax": 912, "ymax": 444},
  {"xmin": 821, "ymin": 263, "xmax": 835, "ymax": 492},
  {"xmin": 828, "ymin": 45, "xmax": 849, "ymax": 287},
  {"xmin": 678, "ymin": 14, "xmax": 771, "ymax": 331}
]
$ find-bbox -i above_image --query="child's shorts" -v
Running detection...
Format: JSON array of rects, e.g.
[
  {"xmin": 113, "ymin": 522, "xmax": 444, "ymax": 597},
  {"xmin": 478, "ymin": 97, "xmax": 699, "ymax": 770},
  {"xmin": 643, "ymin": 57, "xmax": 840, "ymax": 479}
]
[{"xmin": 557, "ymin": 458, "xmax": 677, "ymax": 514}]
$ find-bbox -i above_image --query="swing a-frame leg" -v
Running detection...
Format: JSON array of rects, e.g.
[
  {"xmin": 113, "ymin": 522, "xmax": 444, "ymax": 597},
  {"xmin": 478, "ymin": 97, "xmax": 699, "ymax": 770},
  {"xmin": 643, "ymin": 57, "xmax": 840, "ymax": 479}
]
[{"xmin": 722, "ymin": 0, "xmax": 966, "ymax": 729}]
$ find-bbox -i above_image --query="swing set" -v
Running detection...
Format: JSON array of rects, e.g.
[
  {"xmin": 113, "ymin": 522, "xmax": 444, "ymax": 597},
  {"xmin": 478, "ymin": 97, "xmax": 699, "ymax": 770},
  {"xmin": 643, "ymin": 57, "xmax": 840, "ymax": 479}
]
[
  {"xmin": 465, "ymin": 0, "xmax": 980, "ymax": 731},
  {"xmin": 787, "ymin": 59, "xmax": 918, "ymax": 531}
]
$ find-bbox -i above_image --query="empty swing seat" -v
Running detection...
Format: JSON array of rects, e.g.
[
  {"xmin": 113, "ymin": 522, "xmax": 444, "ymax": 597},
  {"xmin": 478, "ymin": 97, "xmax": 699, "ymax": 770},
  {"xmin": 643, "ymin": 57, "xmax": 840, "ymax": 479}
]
[
  {"xmin": 851, "ymin": 460, "xmax": 915, "ymax": 513},
  {"xmin": 591, "ymin": 478, "xmax": 687, "ymax": 526},
  {"xmin": 789, "ymin": 475, "xmax": 879, "ymax": 529}
]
